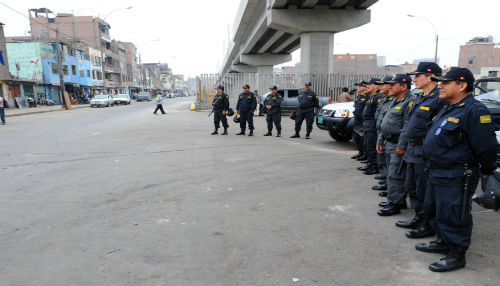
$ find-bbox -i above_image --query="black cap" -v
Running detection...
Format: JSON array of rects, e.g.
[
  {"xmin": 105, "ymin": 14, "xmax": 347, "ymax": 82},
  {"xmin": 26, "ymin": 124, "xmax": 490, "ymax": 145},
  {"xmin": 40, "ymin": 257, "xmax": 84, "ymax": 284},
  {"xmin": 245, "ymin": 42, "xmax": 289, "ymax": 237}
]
[
  {"xmin": 367, "ymin": 77, "xmax": 381, "ymax": 85},
  {"xmin": 407, "ymin": 62, "xmax": 442, "ymax": 76},
  {"xmin": 431, "ymin": 67, "xmax": 475, "ymax": 86},
  {"xmin": 386, "ymin": 74, "xmax": 412, "ymax": 86},
  {"xmin": 376, "ymin": 75, "xmax": 394, "ymax": 84},
  {"xmin": 217, "ymin": 85, "xmax": 224, "ymax": 90},
  {"xmin": 270, "ymin": 85, "xmax": 278, "ymax": 90},
  {"xmin": 305, "ymin": 82, "xmax": 312, "ymax": 86},
  {"xmin": 354, "ymin": 80, "xmax": 368, "ymax": 87},
  {"xmin": 243, "ymin": 84, "xmax": 250, "ymax": 89}
]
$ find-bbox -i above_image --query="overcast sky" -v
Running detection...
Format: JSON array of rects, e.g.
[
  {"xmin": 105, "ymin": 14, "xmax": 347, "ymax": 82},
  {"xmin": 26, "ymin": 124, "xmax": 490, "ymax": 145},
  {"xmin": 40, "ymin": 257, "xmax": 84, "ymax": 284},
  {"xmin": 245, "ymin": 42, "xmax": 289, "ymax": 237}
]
[{"xmin": 1, "ymin": 0, "xmax": 500, "ymax": 78}]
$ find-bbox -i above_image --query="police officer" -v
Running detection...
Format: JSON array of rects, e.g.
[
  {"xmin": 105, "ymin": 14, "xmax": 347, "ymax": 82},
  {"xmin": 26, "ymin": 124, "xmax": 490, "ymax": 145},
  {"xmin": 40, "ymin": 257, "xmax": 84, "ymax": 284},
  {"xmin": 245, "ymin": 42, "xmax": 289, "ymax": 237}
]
[
  {"xmin": 236, "ymin": 84, "xmax": 257, "ymax": 136},
  {"xmin": 372, "ymin": 75, "xmax": 396, "ymax": 192},
  {"xmin": 291, "ymin": 82, "xmax": 319, "ymax": 139},
  {"xmin": 351, "ymin": 80, "xmax": 369, "ymax": 160},
  {"xmin": 263, "ymin": 85, "xmax": 283, "ymax": 137},
  {"xmin": 377, "ymin": 74, "xmax": 415, "ymax": 216},
  {"xmin": 211, "ymin": 85, "xmax": 230, "ymax": 135},
  {"xmin": 357, "ymin": 78, "xmax": 383, "ymax": 175},
  {"xmin": 394, "ymin": 63, "xmax": 444, "ymax": 238},
  {"xmin": 415, "ymin": 67, "xmax": 497, "ymax": 272}
]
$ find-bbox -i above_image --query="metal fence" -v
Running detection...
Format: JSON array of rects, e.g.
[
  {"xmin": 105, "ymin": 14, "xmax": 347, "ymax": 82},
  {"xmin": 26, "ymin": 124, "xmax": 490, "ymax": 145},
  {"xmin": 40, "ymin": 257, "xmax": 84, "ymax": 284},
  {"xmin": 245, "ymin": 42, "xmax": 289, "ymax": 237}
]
[{"xmin": 196, "ymin": 73, "xmax": 385, "ymax": 110}]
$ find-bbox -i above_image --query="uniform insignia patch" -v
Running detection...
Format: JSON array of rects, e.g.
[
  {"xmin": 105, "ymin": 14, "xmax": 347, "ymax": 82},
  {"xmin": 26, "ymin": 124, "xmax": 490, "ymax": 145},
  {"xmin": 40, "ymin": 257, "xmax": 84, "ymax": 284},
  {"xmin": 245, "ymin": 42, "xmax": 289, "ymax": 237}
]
[
  {"xmin": 378, "ymin": 99, "xmax": 382, "ymax": 103},
  {"xmin": 248, "ymin": 96, "xmax": 252, "ymax": 98},
  {"xmin": 408, "ymin": 101, "xmax": 414, "ymax": 109},
  {"xmin": 420, "ymin": 106, "xmax": 430, "ymax": 111},
  {"xmin": 480, "ymin": 115, "xmax": 492, "ymax": 124},
  {"xmin": 308, "ymin": 96, "xmax": 312, "ymax": 98},
  {"xmin": 459, "ymin": 103, "xmax": 466, "ymax": 107},
  {"xmin": 447, "ymin": 117, "xmax": 459, "ymax": 124},
  {"xmin": 395, "ymin": 106, "xmax": 402, "ymax": 110},
  {"xmin": 361, "ymin": 98, "xmax": 366, "ymax": 101}
]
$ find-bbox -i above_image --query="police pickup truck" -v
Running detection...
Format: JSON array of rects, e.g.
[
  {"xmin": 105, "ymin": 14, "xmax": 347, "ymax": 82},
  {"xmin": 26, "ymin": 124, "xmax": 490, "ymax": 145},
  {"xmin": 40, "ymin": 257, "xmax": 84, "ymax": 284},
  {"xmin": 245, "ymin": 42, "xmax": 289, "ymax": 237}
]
[{"xmin": 259, "ymin": 88, "xmax": 330, "ymax": 114}]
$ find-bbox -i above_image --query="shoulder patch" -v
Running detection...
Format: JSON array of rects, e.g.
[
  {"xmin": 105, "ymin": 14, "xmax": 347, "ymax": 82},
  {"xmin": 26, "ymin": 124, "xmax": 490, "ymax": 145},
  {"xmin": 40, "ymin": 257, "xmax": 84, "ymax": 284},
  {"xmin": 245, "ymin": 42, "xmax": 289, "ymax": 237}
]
[
  {"xmin": 361, "ymin": 98, "xmax": 366, "ymax": 101},
  {"xmin": 420, "ymin": 106, "xmax": 430, "ymax": 111},
  {"xmin": 378, "ymin": 99, "xmax": 382, "ymax": 103},
  {"xmin": 408, "ymin": 101, "xmax": 414, "ymax": 109},
  {"xmin": 226, "ymin": 96, "xmax": 229, "ymax": 99},
  {"xmin": 459, "ymin": 103, "xmax": 466, "ymax": 107},
  {"xmin": 447, "ymin": 117, "xmax": 460, "ymax": 124},
  {"xmin": 239, "ymin": 96, "xmax": 242, "ymax": 99},
  {"xmin": 480, "ymin": 115, "xmax": 492, "ymax": 124}
]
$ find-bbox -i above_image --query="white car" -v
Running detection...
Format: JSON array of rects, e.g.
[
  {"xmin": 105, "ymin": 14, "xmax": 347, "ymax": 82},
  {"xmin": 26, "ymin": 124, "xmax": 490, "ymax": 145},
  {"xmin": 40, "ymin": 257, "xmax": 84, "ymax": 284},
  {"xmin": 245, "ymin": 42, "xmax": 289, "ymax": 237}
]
[
  {"xmin": 90, "ymin": 94, "xmax": 114, "ymax": 108},
  {"xmin": 316, "ymin": 101, "xmax": 355, "ymax": 141},
  {"xmin": 112, "ymin": 94, "xmax": 131, "ymax": 105}
]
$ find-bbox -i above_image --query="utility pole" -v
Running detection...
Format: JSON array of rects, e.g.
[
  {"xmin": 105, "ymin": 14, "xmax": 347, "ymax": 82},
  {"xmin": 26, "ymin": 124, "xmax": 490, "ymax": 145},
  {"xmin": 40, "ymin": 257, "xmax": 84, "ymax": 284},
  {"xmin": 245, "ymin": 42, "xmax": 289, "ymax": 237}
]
[{"xmin": 56, "ymin": 29, "xmax": 67, "ymax": 109}]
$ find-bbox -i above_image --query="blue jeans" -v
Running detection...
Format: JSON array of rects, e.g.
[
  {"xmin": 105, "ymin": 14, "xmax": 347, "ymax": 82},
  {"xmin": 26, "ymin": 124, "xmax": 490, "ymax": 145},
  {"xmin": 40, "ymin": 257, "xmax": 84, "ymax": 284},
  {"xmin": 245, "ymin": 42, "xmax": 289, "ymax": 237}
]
[{"xmin": 0, "ymin": 107, "xmax": 5, "ymax": 124}]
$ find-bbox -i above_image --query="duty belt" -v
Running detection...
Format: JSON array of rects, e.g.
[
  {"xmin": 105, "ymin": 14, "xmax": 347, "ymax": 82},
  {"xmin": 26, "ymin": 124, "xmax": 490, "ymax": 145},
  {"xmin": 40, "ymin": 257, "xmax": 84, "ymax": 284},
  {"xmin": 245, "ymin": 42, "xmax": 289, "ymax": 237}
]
[
  {"xmin": 426, "ymin": 162, "xmax": 468, "ymax": 170},
  {"xmin": 385, "ymin": 134, "xmax": 400, "ymax": 143},
  {"xmin": 408, "ymin": 138, "xmax": 425, "ymax": 146}
]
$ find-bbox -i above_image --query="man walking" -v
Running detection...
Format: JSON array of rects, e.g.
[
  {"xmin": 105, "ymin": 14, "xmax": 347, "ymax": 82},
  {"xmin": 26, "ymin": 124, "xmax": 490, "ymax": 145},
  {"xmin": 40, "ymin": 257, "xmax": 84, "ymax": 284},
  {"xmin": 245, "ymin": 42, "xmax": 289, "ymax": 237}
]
[
  {"xmin": 263, "ymin": 85, "xmax": 283, "ymax": 137},
  {"xmin": 211, "ymin": 85, "xmax": 230, "ymax": 135},
  {"xmin": 153, "ymin": 93, "xmax": 166, "ymax": 114},
  {"xmin": 0, "ymin": 95, "xmax": 6, "ymax": 125},
  {"xmin": 236, "ymin": 84, "xmax": 257, "ymax": 136},
  {"xmin": 291, "ymin": 82, "xmax": 319, "ymax": 140}
]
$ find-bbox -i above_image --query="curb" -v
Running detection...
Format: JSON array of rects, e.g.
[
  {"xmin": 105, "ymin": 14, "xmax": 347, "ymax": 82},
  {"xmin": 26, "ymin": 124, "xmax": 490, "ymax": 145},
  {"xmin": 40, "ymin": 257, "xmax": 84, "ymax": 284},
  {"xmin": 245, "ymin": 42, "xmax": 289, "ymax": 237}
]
[{"xmin": 5, "ymin": 105, "xmax": 90, "ymax": 118}]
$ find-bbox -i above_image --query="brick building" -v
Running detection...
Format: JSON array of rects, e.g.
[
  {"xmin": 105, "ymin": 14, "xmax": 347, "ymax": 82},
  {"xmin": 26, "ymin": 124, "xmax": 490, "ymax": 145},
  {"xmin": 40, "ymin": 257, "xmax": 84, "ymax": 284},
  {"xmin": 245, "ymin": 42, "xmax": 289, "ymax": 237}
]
[{"xmin": 458, "ymin": 36, "xmax": 500, "ymax": 75}]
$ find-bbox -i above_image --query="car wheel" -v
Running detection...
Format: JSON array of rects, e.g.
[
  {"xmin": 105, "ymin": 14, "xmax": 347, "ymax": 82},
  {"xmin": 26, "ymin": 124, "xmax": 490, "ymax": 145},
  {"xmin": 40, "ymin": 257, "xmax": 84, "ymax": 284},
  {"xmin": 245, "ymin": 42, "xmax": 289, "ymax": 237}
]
[{"xmin": 328, "ymin": 129, "xmax": 352, "ymax": 142}]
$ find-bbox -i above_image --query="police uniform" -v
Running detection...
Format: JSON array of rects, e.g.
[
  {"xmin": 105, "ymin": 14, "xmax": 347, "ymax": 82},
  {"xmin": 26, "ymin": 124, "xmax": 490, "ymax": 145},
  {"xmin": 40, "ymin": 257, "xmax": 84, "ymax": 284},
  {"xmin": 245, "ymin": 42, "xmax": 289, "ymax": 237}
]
[
  {"xmin": 264, "ymin": 86, "xmax": 283, "ymax": 137},
  {"xmin": 374, "ymin": 76, "xmax": 396, "ymax": 183},
  {"xmin": 292, "ymin": 83, "xmax": 319, "ymax": 139},
  {"xmin": 236, "ymin": 85, "xmax": 257, "ymax": 136},
  {"xmin": 352, "ymin": 80, "xmax": 369, "ymax": 158},
  {"xmin": 395, "ymin": 62, "xmax": 445, "ymax": 235},
  {"xmin": 211, "ymin": 88, "xmax": 230, "ymax": 135},
  {"xmin": 418, "ymin": 67, "xmax": 497, "ymax": 272},
  {"xmin": 360, "ymin": 78, "xmax": 383, "ymax": 174},
  {"xmin": 377, "ymin": 74, "xmax": 415, "ymax": 216}
]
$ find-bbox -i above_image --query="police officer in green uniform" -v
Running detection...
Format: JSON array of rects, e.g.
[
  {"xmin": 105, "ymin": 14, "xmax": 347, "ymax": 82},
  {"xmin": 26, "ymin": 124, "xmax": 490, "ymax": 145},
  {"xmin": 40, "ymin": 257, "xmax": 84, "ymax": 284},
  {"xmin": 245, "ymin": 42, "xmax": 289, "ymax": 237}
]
[
  {"xmin": 377, "ymin": 74, "xmax": 415, "ymax": 216},
  {"xmin": 263, "ymin": 85, "xmax": 283, "ymax": 137},
  {"xmin": 372, "ymin": 75, "xmax": 396, "ymax": 192},
  {"xmin": 211, "ymin": 85, "xmax": 230, "ymax": 135},
  {"xmin": 415, "ymin": 67, "xmax": 497, "ymax": 272}
]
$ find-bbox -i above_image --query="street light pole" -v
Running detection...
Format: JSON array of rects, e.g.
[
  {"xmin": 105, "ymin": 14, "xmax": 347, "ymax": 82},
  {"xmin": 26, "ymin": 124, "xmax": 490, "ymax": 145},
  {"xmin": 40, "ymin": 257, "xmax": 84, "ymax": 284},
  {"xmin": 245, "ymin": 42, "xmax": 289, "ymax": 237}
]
[{"xmin": 408, "ymin": 14, "xmax": 438, "ymax": 63}]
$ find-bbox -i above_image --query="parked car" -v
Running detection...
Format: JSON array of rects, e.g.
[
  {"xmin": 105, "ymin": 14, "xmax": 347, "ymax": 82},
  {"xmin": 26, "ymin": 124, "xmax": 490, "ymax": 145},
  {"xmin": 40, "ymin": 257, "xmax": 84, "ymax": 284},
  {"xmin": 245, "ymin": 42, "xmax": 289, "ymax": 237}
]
[
  {"xmin": 136, "ymin": 92, "xmax": 152, "ymax": 102},
  {"xmin": 112, "ymin": 94, "xmax": 131, "ymax": 105},
  {"xmin": 472, "ymin": 77, "xmax": 500, "ymax": 165},
  {"xmin": 259, "ymin": 88, "xmax": 330, "ymax": 114},
  {"xmin": 90, "ymin": 94, "xmax": 113, "ymax": 108},
  {"xmin": 316, "ymin": 89, "xmax": 423, "ymax": 142}
]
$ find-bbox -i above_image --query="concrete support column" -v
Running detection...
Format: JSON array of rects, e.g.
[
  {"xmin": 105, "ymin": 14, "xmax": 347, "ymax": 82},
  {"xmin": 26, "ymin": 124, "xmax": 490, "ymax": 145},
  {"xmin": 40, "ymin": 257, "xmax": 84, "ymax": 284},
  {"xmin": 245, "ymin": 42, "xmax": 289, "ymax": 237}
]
[
  {"xmin": 300, "ymin": 32, "xmax": 334, "ymax": 75},
  {"xmin": 257, "ymin": 65, "xmax": 273, "ymax": 96}
]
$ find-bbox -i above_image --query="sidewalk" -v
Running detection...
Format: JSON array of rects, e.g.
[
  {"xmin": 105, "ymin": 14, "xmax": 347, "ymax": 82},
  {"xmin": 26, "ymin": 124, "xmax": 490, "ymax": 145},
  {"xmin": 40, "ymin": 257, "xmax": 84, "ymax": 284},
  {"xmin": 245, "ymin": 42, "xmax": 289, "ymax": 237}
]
[{"xmin": 5, "ymin": 104, "xmax": 90, "ymax": 117}]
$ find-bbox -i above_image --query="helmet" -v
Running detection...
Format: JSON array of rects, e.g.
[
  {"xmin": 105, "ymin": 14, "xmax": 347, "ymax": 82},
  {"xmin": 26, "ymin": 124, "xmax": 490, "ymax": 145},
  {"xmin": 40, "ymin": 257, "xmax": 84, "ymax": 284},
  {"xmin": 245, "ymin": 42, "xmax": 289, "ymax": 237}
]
[
  {"xmin": 472, "ymin": 170, "xmax": 500, "ymax": 211},
  {"xmin": 233, "ymin": 114, "xmax": 240, "ymax": 123},
  {"xmin": 289, "ymin": 111, "xmax": 297, "ymax": 120},
  {"xmin": 227, "ymin": 108, "xmax": 234, "ymax": 117}
]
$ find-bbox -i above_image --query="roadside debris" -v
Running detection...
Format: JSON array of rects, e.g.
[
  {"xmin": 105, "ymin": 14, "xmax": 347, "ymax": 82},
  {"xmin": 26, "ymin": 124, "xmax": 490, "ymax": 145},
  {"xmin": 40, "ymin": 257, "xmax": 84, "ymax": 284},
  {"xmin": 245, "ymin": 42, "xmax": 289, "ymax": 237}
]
[
  {"xmin": 128, "ymin": 220, "xmax": 139, "ymax": 225},
  {"xmin": 107, "ymin": 248, "xmax": 120, "ymax": 254}
]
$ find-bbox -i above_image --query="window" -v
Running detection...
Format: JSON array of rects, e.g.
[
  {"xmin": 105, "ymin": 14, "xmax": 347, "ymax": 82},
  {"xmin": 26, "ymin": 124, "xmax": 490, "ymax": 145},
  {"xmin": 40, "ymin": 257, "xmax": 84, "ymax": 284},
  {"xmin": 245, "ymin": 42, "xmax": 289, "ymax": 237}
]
[
  {"xmin": 468, "ymin": 59, "xmax": 474, "ymax": 65},
  {"xmin": 72, "ymin": 65, "xmax": 76, "ymax": 75},
  {"xmin": 51, "ymin": 63, "xmax": 58, "ymax": 74},
  {"xmin": 87, "ymin": 70, "xmax": 91, "ymax": 78},
  {"xmin": 62, "ymin": 65, "xmax": 69, "ymax": 75},
  {"xmin": 287, "ymin": 90, "xmax": 299, "ymax": 98},
  {"xmin": 80, "ymin": 70, "xmax": 84, "ymax": 77}
]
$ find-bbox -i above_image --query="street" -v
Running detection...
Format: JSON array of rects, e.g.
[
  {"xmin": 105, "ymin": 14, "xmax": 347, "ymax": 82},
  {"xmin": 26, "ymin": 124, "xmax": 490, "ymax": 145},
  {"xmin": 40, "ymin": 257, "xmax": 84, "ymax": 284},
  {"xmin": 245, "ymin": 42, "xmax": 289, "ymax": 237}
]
[{"xmin": 1, "ymin": 97, "xmax": 499, "ymax": 286}]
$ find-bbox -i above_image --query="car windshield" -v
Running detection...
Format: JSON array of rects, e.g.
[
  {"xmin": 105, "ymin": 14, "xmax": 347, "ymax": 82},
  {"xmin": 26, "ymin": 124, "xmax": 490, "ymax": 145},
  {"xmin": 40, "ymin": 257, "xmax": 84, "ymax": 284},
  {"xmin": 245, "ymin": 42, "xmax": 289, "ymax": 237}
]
[
  {"xmin": 115, "ymin": 94, "xmax": 127, "ymax": 98},
  {"xmin": 94, "ymin": 95, "xmax": 107, "ymax": 99},
  {"xmin": 475, "ymin": 80, "xmax": 500, "ymax": 102}
]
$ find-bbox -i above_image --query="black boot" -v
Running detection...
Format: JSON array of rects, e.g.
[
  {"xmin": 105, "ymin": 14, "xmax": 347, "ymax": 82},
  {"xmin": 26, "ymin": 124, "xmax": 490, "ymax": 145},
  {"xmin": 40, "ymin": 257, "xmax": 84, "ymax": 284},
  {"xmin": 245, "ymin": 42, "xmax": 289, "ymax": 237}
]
[
  {"xmin": 276, "ymin": 129, "xmax": 281, "ymax": 137},
  {"xmin": 395, "ymin": 213, "xmax": 424, "ymax": 229},
  {"xmin": 378, "ymin": 180, "xmax": 386, "ymax": 185},
  {"xmin": 351, "ymin": 153, "xmax": 363, "ymax": 160},
  {"xmin": 248, "ymin": 130, "xmax": 254, "ymax": 136},
  {"xmin": 356, "ymin": 155, "xmax": 368, "ymax": 161},
  {"xmin": 415, "ymin": 236, "xmax": 449, "ymax": 254},
  {"xmin": 372, "ymin": 184, "xmax": 387, "ymax": 191},
  {"xmin": 406, "ymin": 224, "xmax": 435, "ymax": 239},
  {"xmin": 375, "ymin": 175, "xmax": 386, "ymax": 180},
  {"xmin": 305, "ymin": 133, "xmax": 311, "ymax": 139},
  {"xmin": 290, "ymin": 133, "xmax": 300, "ymax": 138},
  {"xmin": 221, "ymin": 128, "xmax": 228, "ymax": 135},
  {"xmin": 360, "ymin": 159, "xmax": 370, "ymax": 164},
  {"xmin": 364, "ymin": 165, "xmax": 379, "ymax": 175},
  {"xmin": 379, "ymin": 191, "xmax": 388, "ymax": 197},
  {"xmin": 236, "ymin": 129, "xmax": 245, "ymax": 135},
  {"xmin": 378, "ymin": 201, "xmax": 407, "ymax": 209},
  {"xmin": 377, "ymin": 203, "xmax": 401, "ymax": 216},
  {"xmin": 263, "ymin": 130, "xmax": 272, "ymax": 136},
  {"xmin": 211, "ymin": 128, "xmax": 218, "ymax": 135},
  {"xmin": 428, "ymin": 246, "xmax": 467, "ymax": 272},
  {"xmin": 357, "ymin": 165, "xmax": 370, "ymax": 171}
]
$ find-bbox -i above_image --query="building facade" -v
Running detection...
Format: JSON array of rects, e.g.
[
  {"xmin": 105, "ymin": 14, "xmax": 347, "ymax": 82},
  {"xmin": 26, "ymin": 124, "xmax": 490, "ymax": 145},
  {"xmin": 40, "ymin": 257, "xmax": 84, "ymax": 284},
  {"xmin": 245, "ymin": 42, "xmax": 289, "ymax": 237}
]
[{"xmin": 458, "ymin": 36, "xmax": 500, "ymax": 75}]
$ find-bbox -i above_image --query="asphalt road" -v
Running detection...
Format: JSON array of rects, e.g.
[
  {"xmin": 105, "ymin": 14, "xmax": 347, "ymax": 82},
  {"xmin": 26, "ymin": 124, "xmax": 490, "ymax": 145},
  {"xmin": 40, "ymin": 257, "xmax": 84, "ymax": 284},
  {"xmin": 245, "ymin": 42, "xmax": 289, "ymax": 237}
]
[{"xmin": 1, "ymin": 97, "xmax": 499, "ymax": 286}]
